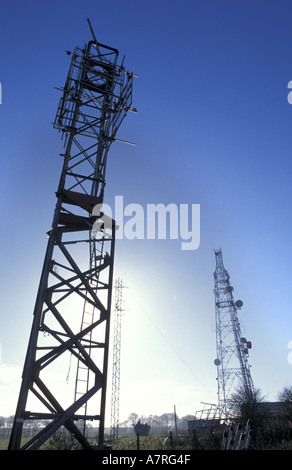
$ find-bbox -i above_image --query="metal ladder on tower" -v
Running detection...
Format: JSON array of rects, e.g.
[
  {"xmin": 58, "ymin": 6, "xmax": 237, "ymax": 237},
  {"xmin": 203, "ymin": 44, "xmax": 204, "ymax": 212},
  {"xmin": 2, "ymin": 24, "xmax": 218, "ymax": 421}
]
[{"xmin": 74, "ymin": 235, "xmax": 105, "ymax": 437}]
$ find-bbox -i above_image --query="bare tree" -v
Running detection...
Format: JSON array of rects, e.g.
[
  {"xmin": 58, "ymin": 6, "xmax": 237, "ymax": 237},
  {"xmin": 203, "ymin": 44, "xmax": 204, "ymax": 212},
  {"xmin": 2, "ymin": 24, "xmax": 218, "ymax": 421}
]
[
  {"xmin": 127, "ymin": 413, "xmax": 139, "ymax": 426},
  {"xmin": 278, "ymin": 386, "xmax": 292, "ymax": 403},
  {"xmin": 229, "ymin": 385, "xmax": 265, "ymax": 422}
]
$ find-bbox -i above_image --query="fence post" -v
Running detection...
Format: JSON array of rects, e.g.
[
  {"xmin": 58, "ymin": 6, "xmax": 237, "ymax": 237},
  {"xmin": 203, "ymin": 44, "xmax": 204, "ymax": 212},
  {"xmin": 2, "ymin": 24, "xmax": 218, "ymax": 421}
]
[{"xmin": 169, "ymin": 431, "xmax": 173, "ymax": 448}]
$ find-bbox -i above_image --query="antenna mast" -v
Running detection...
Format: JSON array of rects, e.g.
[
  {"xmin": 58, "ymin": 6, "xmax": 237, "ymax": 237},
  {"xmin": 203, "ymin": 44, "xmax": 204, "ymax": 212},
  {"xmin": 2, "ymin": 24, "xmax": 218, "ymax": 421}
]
[
  {"xmin": 87, "ymin": 17, "xmax": 98, "ymax": 43},
  {"xmin": 9, "ymin": 21, "xmax": 135, "ymax": 450},
  {"xmin": 110, "ymin": 278, "xmax": 125, "ymax": 444},
  {"xmin": 213, "ymin": 249, "xmax": 254, "ymax": 416}
]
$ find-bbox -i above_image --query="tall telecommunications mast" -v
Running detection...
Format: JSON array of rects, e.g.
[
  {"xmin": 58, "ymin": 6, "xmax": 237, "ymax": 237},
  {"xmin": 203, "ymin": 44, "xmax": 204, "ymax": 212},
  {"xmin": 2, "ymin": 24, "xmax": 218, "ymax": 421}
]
[
  {"xmin": 213, "ymin": 249, "xmax": 254, "ymax": 416},
  {"xmin": 9, "ymin": 19, "xmax": 135, "ymax": 450},
  {"xmin": 110, "ymin": 278, "xmax": 125, "ymax": 444}
]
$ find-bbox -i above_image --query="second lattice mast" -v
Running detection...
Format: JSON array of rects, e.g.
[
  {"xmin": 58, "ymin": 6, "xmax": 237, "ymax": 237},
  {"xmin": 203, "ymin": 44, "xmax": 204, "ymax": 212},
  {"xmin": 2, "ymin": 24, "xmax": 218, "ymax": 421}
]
[
  {"xmin": 110, "ymin": 278, "xmax": 125, "ymax": 444},
  {"xmin": 213, "ymin": 249, "xmax": 254, "ymax": 417}
]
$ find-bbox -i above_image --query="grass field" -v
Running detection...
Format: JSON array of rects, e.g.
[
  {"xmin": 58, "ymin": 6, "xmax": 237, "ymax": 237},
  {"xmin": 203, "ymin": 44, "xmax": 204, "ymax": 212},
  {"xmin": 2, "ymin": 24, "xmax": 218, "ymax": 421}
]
[
  {"xmin": 113, "ymin": 434, "xmax": 181, "ymax": 450},
  {"xmin": 0, "ymin": 439, "xmax": 9, "ymax": 450},
  {"xmin": 0, "ymin": 433, "xmax": 194, "ymax": 451},
  {"xmin": 2, "ymin": 432, "xmax": 292, "ymax": 450}
]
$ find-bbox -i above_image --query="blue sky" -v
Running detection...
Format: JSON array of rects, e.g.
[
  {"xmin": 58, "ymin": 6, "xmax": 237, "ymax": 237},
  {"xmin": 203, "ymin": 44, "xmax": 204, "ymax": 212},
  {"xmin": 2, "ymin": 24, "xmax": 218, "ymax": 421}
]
[{"xmin": 1, "ymin": 0, "xmax": 292, "ymax": 424}]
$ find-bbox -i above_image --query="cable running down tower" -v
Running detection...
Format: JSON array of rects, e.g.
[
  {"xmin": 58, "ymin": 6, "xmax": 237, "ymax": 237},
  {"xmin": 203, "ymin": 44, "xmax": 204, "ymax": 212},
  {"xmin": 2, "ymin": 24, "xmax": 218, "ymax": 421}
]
[
  {"xmin": 213, "ymin": 249, "xmax": 254, "ymax": 417},
  {"xmin": 9, "ymin": 20, "xmax": 135, "ymax": 450}
]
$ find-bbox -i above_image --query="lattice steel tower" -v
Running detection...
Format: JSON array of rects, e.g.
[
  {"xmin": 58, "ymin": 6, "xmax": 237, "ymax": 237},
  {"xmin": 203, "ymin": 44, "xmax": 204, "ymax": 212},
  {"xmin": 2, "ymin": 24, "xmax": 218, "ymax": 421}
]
[
  {"xmin": 110, "ymin": 278, "xmax": 125, "ymax": 444},
  {"xmin": 213, "ymin": 249, "xmax": 254, "ymax": 416},
  {"xmin": 9, "ymin": 20, "xmax": 135, "ymax": 450}
]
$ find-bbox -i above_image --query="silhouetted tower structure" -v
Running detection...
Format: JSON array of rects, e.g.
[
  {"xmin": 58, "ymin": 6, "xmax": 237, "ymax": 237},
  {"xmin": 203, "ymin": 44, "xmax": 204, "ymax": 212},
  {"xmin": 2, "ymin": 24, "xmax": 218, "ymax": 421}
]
[
  {"xmin": 9, "ymin": 20, "xmax": 135, "ymax": 450},
  {"xmin": 213, "ymin": 249, "xmax": 254, "ymax": 416},
  {"xmin": 110, "ymin": 278, "xmax": 125, "ymax": 444}
]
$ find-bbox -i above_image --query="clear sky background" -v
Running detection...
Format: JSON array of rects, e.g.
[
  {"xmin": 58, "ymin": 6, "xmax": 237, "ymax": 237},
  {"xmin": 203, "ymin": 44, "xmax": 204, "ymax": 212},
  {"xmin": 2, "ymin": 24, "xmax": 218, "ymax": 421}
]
[{"xmin": 1, "ymin": 0, "xmax": 292, "ymax": 426}]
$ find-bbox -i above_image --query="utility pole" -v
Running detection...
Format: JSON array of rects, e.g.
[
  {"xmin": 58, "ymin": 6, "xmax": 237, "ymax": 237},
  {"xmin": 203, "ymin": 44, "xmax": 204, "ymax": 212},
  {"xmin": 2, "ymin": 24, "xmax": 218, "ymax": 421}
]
[
  {"xmin": 213, "ymin": 249, "xmax": 254, "ymax": 417},
  {"xmin": 9, "ymin": 20, "xmax": 135, "ymax": 450},
  {"xmin": 110, "ymin": 278, "xmax": 125, "ymax": 445}
]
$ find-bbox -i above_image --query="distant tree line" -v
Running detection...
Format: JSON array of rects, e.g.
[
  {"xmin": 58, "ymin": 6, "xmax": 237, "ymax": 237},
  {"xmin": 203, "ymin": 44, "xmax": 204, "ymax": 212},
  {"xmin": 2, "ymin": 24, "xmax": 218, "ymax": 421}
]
[
  {"xmin": 0, "ymin": 411, "xmax": 194, "ymax": 441},
  {"xmin": 2, "ymin": 385, "xmax": 292, "ymax": 449},
  {"xmin": 118, "ymin": 412, "xmax": 194, "ymax": 435}
]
